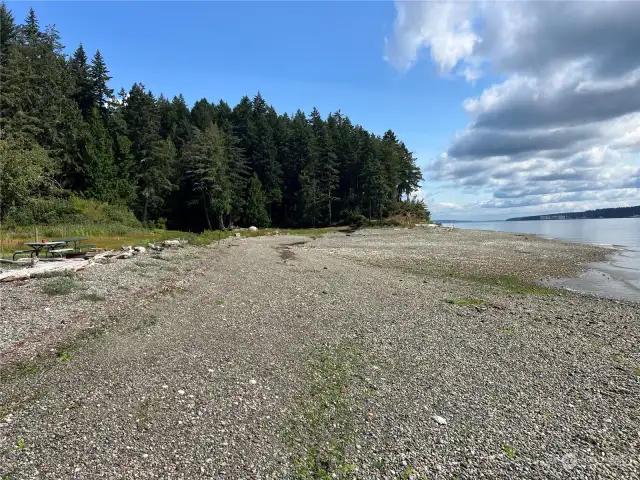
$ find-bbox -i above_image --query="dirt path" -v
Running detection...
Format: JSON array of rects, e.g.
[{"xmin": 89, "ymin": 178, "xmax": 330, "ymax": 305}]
[{"xmin": 1, "ymin": 231, "xmax": 638, "ymax": 479}]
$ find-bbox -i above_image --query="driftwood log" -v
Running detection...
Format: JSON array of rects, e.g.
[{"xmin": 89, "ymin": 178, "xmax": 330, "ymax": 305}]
[{"xmin": 0, "ymin": 251, "xmax": 113, "ymax": 282}]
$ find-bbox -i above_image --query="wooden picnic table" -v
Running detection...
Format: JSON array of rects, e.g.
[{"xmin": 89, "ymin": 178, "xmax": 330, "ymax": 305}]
[
  {"xmin": 21, "ymin": 241, "xmax": 69, "ymax": 259},
  {"xmin": 53, "ymin": 237, "xmax": 89, "ymax": 249}
]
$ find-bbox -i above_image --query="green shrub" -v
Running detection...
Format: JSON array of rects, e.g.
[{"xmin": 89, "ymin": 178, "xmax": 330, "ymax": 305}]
[
  {"xmin": 42, "ymin": 277, "xmax": 77, "ymax": 296},
  {"xmin": 4, "ymin": 196, "xmax": 141, "ymax": 229}
]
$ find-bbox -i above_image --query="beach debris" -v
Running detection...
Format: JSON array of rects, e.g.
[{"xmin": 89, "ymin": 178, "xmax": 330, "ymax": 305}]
[
  {"xmin": 0, "ymin": 250, "xmax": 114, "ymax": 282},
  {"xmin": 162, "ymin": 239, "xmax": 188, "ymax": 248},
  {"xmin": 431, "ymin": 415, "xmax": 447, "ymax": 425}
]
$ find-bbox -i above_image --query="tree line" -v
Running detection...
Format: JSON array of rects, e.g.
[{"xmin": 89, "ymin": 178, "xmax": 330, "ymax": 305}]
[{"xmin": 0, "ymin": 5, "xmax": 428, "ymax": 231}]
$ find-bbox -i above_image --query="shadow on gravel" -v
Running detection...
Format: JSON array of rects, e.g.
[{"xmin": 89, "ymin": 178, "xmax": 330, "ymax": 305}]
[{"xmin": 276, "ymin": 241, "xmax": 309, "ymax": 261}]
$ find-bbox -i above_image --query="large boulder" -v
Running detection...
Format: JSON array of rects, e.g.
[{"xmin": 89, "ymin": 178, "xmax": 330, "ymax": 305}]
[{"xmin": 248, "ymin": 226, "xmax": 258, "ymax": 232}]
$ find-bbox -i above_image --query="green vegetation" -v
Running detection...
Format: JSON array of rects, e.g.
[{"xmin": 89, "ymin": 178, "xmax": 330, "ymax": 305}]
[
  {"xmin": 463, "ymin": 274, "xmax": 556, "ymax": 295},
  {"xmin": 81, "ymin": 292, "xmax": 105, "ymax": 302},
  {"xmin": 502, "ymin": 443, "xmax": 517, "ymax": 459},
  {"xmin": 135, "ymin": 314, "xmax": 158, "ymax": 332},
  {"xmin": 0, "ymin": 360, "xmax": 40, "ymax": 384},
  {"xmin": 0, "ymin": 4, "xmax": 428, "ymax": 238},
  {"xmin": 634, "ymin": 368, "xmax": 640, "ymax": 377},
  {"xmin": 41, "ymin": 276, "xmax": 77, "ymax": 296},
  {"xmin": 446, "ymin": 297, "xmax": 486, "ymax": 307},
  {"xmin": 57, "ymin": 351, "xmax": 70, "ymax": 362},
  {"xmin": 14, "ymin": 439, "xmax": 25, "ymax": 450},
  {"xmin": 286, "ymin": 343, "xmax": 366, "ymax": 479}
]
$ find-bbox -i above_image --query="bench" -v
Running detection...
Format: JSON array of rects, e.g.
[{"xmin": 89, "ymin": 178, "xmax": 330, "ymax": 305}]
[
  {"xmin": 13, "ymin": 250, "xmax": 36, "ymax": 261},
  {"xmin": 75, "ymin": 244, "xmax": 96, "ymax": 250},
  {"xmin": 49, "ymin": 248, "xmax": 73, "ymax": 258}
]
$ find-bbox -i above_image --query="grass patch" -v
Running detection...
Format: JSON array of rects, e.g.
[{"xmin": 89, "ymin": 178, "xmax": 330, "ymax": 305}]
[
  {"xmin": 135, "ymin": 314, "xmax": 158, "ymax": 332},
  {"xmin": 14, "ymin": 439, "xmax": 25, "ymax": 450},
  {"xmin": 285, "ymin": 342, "xmax": 366, "ymax": 479},
  {"xmin": 446, "ymin": 297, "xmax": 486, "ymax": 307},
  {"xmin": 502, "ymin": 443, "xmax": 516, "ymax": 459},
  {"xmin": 462, "ymin": 274, "xmax": 556, "ymax": 295},
  {"xmin": 0, "ymin": 360, "xmax": 41, "ymax": 384},
  {"xmin": 57, "ymin": 351, "xmax": 70, "ymax": 362},
  {"xmin": 42, "ymin": 276, "xmax": 77, "ymax": 296},
  {"xmin": 80, "ymin": 292, "xmax": 105, "ymax": 302},
  {"xmin": 634, "ymin": 368, "xmax": 640, "ymax": 377}
]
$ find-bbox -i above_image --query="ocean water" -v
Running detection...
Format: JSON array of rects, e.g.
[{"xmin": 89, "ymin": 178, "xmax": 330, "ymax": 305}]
[{"xmin": 440, "ymin": 218, "xmax": 640, "ymax": 302}]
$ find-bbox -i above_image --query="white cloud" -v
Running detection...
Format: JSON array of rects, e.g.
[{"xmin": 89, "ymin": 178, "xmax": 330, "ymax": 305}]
[{"xmin": 386, "ymin": 0, "xmax": 640, "ymax": 216}]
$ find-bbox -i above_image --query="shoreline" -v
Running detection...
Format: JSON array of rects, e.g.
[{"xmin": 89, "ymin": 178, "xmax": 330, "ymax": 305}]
[{"xmin": 446, "ymin": 225, "xmax": 639, "ymax": 304}]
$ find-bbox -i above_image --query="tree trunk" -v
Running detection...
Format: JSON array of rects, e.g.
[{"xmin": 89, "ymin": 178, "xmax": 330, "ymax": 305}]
[
  {"xmin": 218, "ymin": 213, "xmax": 226, "ymax": 230},
  {"xmin": 142, "ymin": 194, "xmax": 149, "ymax": 224},
  {"xmin": 328, "ymin": 187, "xmax": 332, "ymax": 226},
  {"xmin": 201, "ymin": 193, "xmax": 212, "ymax": 230}
]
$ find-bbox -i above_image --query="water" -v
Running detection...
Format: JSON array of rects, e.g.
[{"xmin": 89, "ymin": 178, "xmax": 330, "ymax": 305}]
[{"xmin": 440, "ymin": 218, "xmax": 640, "ymax": 302}]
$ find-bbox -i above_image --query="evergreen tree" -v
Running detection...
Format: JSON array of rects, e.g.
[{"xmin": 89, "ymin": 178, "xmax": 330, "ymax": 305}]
[
  {"xmin": 90, "ymin": 50, "xmax": 113, "ymax": 112},
  {"xmin": 0, "ymin": 2, "xmax": 16, "ymax": 65},
  {"xmin": 182, "ymin": 124, "xmax": 232, "ymax": 230},
  {"xmin": 0, "ymin": 6, "xmax": 426, "ymax": 230},
  {"xmin": 246, "ymin": 173, "xmax": 270, "ymax": 227},
  {"xmin": 69, "ymin": 44, "xmax": 94, "ymax": 118}
]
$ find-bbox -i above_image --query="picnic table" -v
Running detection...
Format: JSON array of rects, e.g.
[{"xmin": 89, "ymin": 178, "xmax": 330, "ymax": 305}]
[
  {"xmin": 54, "ymin": 237, "xmax": 89, "ymax": 249},
  {"xmin": 17, "ymin": 241, "xmax": 70, "ymax": 260},
  {"xmin": 13, "ymin": 238, "xmax": 96, "ymax": 261}
]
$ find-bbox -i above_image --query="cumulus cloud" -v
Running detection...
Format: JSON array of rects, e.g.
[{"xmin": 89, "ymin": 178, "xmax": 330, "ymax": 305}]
[{"xmin": 386, "ymin": 0, "xmax": 640, "ymax": 214}]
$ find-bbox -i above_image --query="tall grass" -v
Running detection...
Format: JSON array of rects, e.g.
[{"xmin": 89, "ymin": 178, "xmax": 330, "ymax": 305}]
[{"xmin": 0, "ymin": 225, "xmax": 340, "ymax": 258}]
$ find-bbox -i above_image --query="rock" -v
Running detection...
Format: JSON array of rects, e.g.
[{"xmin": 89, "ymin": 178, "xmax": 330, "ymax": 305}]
[
  {"xmin": 134, "ymin": 246, "xmax": 146, "ymax": 253},
  {"xmin": 248, "ymin": 226, "xmax": 258, "ymax": 232},
  {"xmin": 431, "ymin": 415, "xmax": 447, "ymax": 425},
  {"xmin": 177, "ymin": 390, "xmax": 185, "ymax": 395},
  {"xmin": 249, "ymin": 379, "xmax": 257, "ymax": 385},
  {"xmin": 234, "ymin": 233, "xmax": 241, "ymax": 238},
  {"xmin": 162, "ymin": 240, "xmax": 182, "ymax": 247},
  {"xmin": 119, "ymin": 252, "xmax": 133, "ymax": 259}
]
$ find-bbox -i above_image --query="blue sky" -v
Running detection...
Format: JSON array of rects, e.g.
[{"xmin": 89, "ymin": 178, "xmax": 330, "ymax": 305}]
[{"xmin": 8, "ymin": 2, "xmax": 640, "ymax": 220}]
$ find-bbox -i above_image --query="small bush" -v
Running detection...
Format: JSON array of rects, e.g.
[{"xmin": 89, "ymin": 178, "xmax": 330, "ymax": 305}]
[
  {"xmin": 42, "ymin": 277, "xmax": 77, "ymax": 296},
  {"xmin": 340, "ymin": 210, "xmax": 368, "ymax": 228}
]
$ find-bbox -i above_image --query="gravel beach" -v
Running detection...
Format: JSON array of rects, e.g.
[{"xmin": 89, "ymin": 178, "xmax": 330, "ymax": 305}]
[{"xmin": 1, "ymin": 228, "xmax": 638, "ymax": 479}]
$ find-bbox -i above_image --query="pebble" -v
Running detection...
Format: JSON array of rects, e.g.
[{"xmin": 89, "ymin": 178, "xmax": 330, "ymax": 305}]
[{"xmin": 431, "ymin": 415, "xmax": 447, "ymax": 425}]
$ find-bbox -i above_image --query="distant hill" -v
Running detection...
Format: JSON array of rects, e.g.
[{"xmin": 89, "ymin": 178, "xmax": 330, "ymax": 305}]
[{"xmin": 507, "ymin": 205, "xmax": 640, "ymax": 221}]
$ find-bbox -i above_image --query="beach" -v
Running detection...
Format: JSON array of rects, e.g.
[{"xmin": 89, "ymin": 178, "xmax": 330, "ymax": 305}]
[{"xmin": 1, "ymin": 228, "xmax": 638, "ymax": 479}]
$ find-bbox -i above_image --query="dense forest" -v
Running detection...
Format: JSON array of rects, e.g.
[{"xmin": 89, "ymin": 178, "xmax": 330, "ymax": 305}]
[
  {"xmin": 507, "ymin": 205, "xmax": 640, "ymax": 221},
  {"xmin": 0, "ymin": 5, "xmax": 428, "ymax": 231}
]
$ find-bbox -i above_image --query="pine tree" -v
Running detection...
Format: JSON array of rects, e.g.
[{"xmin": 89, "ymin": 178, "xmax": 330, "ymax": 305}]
[
  {"xmin": 81, "ymin": 107, "xmax": 118, "ymax": 202},
  {"xmin": 182, "ymin": 124, "xmax": 232, "ymax": 230},
  {"xmin": 69, "ymin": 44, "xmax": 94, "ymax": 118},
  {"xmin": 0, "ymin": 7, "xmax": 427, "ymax": 230},
  {"xmin": 246, "ymin": 173, "xmax": 270, "ymax": 227},
  {"xmin": 23, "ymin": 8, "xmax": 39, "ymax": 45},
  {"xmin": 0, "ymin": 2, "xmax": 16, "ymax": 65},
  {"xmin": 90, "ymin": 50, "xmax": 113, "ymax": 112}
]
